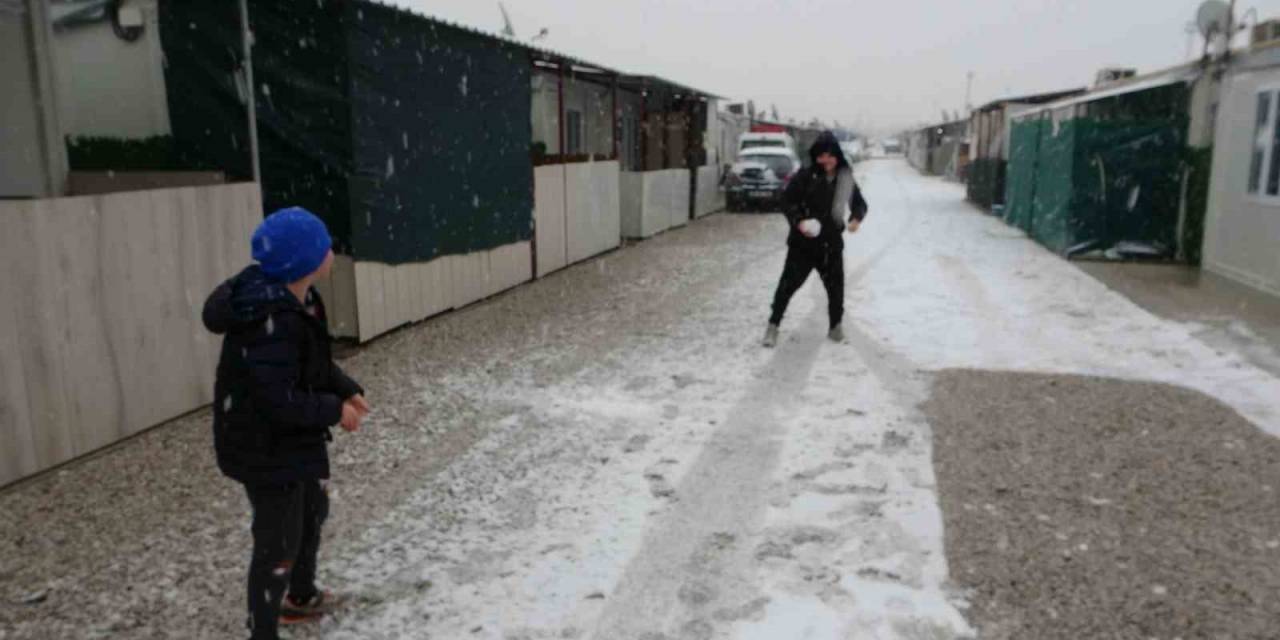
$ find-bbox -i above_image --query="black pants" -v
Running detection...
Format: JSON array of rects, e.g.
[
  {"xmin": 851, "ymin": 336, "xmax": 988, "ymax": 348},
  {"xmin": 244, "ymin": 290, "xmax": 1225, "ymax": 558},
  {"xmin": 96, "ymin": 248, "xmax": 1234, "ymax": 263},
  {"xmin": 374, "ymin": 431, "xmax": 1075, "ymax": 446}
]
[
  {"xmin": 243, "ymin": 479, "xmax": 329, "ymax": 640},
  {"xmin": 770, "ymin": 244, "xmax": 844, "ymax": 330}
]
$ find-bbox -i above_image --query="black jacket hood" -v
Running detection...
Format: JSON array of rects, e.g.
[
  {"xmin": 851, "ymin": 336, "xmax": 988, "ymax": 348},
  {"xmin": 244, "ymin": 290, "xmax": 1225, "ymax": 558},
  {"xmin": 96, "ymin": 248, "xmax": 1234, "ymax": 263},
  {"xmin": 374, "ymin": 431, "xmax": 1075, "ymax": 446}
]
[
  {"xmin": 808, "ymin": 131, "xmax": 850, "ymax": 169},
  {"xmin": 202, "ymin": 265, "xmax": 302, "ymax": 335}
]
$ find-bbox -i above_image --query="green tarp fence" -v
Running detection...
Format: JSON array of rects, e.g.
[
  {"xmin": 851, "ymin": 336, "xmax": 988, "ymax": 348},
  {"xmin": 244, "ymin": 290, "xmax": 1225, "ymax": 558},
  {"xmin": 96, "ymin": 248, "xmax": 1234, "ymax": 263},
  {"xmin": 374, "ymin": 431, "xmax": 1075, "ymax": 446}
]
[
  {"xmin": 159, "ymin": 0, "xmax": 533, "ymax": 263},
  {"xmin": 1003, "ymin": 82, "xmax": 1192, "ymax": 259},
  {"xmin": 966, "ymin": 157, "xmax": 1006, "ymax": 212}
]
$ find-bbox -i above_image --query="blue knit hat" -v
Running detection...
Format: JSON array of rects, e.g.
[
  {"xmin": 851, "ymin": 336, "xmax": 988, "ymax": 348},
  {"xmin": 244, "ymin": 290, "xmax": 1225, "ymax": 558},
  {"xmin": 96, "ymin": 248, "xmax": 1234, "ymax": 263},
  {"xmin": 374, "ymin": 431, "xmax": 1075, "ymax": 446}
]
[{"xmin": 252, "ymin": 207, "xmax": 333, "ymax": 283}]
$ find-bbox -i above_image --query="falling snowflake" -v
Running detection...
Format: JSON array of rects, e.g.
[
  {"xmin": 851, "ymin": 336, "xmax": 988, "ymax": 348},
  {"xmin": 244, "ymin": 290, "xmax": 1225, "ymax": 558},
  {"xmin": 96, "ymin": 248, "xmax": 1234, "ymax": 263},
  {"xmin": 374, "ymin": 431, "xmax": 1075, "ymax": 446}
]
[
  {"xmin": 459, "ymin": 74, "xmax": 468, "ymax": 97},
  {"xmin": 265, "ymin": 315, "xmax": 275, "ymax": 335},
  {"xmin": 386, "ymin": 155, "xmax": 396, "ymax": 179},
  {"xmin": 223, "ymin": 396, "xmax": 233, "ymax": 411}
]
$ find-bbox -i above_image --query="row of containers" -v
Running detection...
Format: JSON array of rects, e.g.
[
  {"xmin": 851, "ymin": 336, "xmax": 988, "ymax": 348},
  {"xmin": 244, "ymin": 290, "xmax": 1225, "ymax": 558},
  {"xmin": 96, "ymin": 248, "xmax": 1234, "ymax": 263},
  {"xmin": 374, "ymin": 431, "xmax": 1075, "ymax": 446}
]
[
  {"xmin": 173, "ymin": 1, "xmax": 727, "ymax": 341},
  {"xmin": 909, "ymin": 62, "xmax": 1217, "ymax": 264},
  {"xmin": 0, "ymin": 0, "xmax": 724, "ymax": 486}
]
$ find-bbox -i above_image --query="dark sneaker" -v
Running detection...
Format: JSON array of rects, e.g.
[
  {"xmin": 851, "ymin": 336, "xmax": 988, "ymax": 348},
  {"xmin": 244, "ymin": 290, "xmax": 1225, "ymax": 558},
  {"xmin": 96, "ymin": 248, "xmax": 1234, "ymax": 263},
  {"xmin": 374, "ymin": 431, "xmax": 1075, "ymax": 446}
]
[
  {"xmin": 828, "ymin": 325, "xmax": 845, "ymax": 343},
  {"xmin": 763, "ymin": 323, "xmax": 780, "ymax": 348}
]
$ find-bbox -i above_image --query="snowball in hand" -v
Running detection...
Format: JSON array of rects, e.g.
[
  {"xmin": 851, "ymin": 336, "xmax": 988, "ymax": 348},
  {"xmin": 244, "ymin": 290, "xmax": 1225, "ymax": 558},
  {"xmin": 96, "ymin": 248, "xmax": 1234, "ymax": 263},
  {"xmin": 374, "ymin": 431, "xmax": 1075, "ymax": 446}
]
[{"xmin": 798, "ymin": 219, "xmax": 823, "ymax": 238}]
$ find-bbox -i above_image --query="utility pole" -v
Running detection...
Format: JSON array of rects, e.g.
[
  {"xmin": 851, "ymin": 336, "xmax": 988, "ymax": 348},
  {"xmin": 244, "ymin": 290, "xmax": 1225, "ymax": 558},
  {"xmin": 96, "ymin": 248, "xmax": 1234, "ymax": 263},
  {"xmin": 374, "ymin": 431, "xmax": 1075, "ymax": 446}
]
[
  {"xmin": 1226, "ymin": 0, "xmax": 1237, "ymax": 61},
  {"xmin": 965, "ymin": 71, "xmax": 974, "ymax": 112},
  {"xmin": 239, "ymin": 0, "xmax": 261, "ymax": 186}
]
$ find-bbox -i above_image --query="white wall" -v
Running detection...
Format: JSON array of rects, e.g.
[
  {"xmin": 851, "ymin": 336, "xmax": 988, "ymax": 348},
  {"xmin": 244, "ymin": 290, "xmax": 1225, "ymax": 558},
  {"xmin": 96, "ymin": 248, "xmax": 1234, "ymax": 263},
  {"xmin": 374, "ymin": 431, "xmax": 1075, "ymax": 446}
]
[
  {"xmin": 531, "ymin": 70, "xmax": 615, "ymax": 157},
  {"xmin": 694, "ymin": 164, "xmax": 723, "ymax": 218},
  {"xmin": 334, "ymin": 242, "xmax": 533, "ymax": 342},
  {"xmin": 566, "ymin": 160, "xmax": 621, "ymax": 264},
  {"xmin": 49, "ymin": 0, "xmax": 171, "ymax": 139},
  {"xmin": 534, "ymin": 161, "xmax": 621, "ymax": 276},
  {"xmin": 621, "ymin": 169, "xmax": 691, "ymax": 238},
  {"xmin": 534, "ymin": 164, "xmax": 568, "ymax": 275},
  {"xmin": 1203, "ymin": 65, "xmax": 1280, "ymax": 298},
  {"xmin": 0, "ymin": 183, "xmax": 260, "ymax": 486},
  {"xmin": 717, "ymin": 110, "xmax": 750, "ymax": 168},
  {"xmin": 532, "ymin": 71, "xmax": 561, "ymax": 155}
]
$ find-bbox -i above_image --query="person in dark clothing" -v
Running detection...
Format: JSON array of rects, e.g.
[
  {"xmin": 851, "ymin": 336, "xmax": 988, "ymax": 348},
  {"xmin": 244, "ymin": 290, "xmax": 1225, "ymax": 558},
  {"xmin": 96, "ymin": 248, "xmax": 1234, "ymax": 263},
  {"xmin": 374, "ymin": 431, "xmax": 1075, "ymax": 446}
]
[
  {"xmin": 203, "ymin": 207, "xmax": 370, "ymax": 640},
  {"xmin": 764, "ymin": 132, "xmax": 868, "ymax": 348}
]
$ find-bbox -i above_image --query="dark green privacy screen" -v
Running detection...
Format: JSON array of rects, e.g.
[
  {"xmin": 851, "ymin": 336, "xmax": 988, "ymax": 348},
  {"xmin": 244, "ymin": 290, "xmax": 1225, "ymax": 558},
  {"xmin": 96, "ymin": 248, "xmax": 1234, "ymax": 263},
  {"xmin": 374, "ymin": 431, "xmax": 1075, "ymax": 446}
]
[
  {"xmin": 1003, "ymin": 82, "xmax": 1191, "ymax": 260},
  {"xmin": 158, "ymin": 1, "xmax": 254, "ymax": 181},
  {"xmin": 1005, "ymin": 117, "xmax": 1044, "ymax": 234},
  {"xmin": 346, "ymin": 2, "xmax": 532, "ymax": 263},
  {"xmin": 965, "ymin": 158, "xmax": 1006, "ymax": 212},
  {"xmin": 159, "ymin": 0, "xmax": 533, "ymax": 263}
]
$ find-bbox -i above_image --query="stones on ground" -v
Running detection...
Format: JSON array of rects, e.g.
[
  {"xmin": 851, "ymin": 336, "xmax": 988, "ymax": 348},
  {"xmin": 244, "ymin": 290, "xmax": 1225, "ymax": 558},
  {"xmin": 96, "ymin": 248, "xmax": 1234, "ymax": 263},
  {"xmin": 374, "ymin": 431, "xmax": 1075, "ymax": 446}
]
[
  {"xmin": 679, "ymin": 618, "xmax": 714, "ymax": 640},
  {"xmin": 811, "ymin": 482, "xmax": 888, "ymax": 496},
  {"xmin": 857, "ymin": 566, "xmax": 904, "ymax": 583},
  {"xmin": 17, "ymin": 590, "xmax": 48, "ymax": 605},
  {"xmin": 834, "ymin": 443, "xmax": 876, "ymax": 458},
  {"xmin": 646, "ymin": 472, "xmax": 676, "ymax": 500},
  {"xmin": 791, "ymin": 461, "xmax": 856, "ymax": 482},
  {"xmin": 623, "ymin": 434, "xmax": 651, "ymax": 453},
  {"xmin": 677, "ymin": 581, "xmax": 718, "ymax": 606},
  {"xmin": 754, "ymin": 525, "xmax": 841, "ymax": 561},
  {"xmin": 882, "ymin": 429, "xmax": 912, "ymax": 450},
  {"xmin": 712, "ymin": 596, "xmax": 770, "ymax": 622},
  {"xmin": 926, "ymin": 370, "xmax": 1280, "ymax": 638}
]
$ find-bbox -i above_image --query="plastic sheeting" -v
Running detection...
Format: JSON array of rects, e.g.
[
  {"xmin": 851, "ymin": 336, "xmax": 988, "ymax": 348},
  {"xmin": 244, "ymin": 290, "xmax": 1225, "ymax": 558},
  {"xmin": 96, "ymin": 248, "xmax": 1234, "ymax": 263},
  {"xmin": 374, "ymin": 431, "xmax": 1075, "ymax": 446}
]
[
  {"xmin": 965, "ymin": 158, "xmax": 1005, "ymax": 211},
  {"xmin": 159, "ymin": 0, "xmax": 533, "ymax": 263},
  {"xmin": 1004, "ymin": 82, "xmax": 1191, "ymax": 259}
]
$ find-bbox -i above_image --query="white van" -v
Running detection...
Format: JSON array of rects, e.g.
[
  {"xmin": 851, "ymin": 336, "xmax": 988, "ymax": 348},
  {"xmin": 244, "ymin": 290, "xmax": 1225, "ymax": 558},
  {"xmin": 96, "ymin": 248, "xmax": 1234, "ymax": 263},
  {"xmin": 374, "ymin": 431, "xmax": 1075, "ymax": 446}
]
[{"xmin": 737, "ymin": 132, "xmax": 797, "ymax": 155}]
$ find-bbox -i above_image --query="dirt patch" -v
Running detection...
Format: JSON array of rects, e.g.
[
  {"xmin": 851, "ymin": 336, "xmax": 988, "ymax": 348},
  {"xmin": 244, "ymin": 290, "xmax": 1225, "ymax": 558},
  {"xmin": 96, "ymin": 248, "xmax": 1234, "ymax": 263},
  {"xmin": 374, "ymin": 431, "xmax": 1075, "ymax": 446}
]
[{"xmin": 924, "ymin": 370, "xmax": 1280, "ymax": 639}]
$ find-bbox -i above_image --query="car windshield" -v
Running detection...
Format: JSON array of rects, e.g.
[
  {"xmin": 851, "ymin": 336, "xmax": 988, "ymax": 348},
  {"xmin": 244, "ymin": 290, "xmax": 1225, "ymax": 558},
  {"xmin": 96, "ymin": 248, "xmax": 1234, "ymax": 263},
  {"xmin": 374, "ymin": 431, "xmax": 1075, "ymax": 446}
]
[
  {"xmin": 739, "ymin": 154, "xmax": 795, "ymax": 178},
  {"xmin": 742, "ymin": 140, "xmax": 786, "ymax": 150}
]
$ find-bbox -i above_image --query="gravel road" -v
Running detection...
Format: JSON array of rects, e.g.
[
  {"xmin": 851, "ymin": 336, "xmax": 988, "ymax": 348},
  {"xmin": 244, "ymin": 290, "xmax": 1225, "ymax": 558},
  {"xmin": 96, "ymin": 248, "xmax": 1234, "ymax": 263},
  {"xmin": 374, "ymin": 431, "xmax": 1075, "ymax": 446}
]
[{"xmin": 925, "ymin": 369, "xmax": 1280, "ymax": 639}]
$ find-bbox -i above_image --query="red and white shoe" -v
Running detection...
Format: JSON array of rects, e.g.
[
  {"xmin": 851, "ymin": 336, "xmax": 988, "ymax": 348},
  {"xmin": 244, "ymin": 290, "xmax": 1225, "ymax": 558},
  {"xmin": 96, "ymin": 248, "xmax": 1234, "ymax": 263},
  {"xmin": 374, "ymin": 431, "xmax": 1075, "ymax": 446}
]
[{"xmin": 280, "ymin": 591, "xmax": 342, "ymax": 625}]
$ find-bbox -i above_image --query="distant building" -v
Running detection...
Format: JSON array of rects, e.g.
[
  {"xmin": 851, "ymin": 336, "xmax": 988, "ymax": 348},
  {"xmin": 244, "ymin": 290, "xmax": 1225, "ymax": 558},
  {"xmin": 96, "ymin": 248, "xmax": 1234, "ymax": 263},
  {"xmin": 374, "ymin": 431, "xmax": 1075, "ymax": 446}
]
[
  {"xmin": 965, "ymin": 88, "xmax": 1087, "ymax": 212},
  {"xmin": 907, "ymin": 120, "xmax": 968, "ymax": 180}
]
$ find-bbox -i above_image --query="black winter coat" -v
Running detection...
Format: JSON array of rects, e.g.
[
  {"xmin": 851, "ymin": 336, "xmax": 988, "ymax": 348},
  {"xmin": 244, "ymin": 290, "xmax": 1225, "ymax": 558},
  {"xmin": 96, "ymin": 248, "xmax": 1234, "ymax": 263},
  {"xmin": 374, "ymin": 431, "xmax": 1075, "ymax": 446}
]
[
  {"xmin": 782, "ymin": 133, "xmax": 869, "ymax": 250},
  {"xmin": 202, "ymin": 265, "xmax": 362, "ymax": 485}
]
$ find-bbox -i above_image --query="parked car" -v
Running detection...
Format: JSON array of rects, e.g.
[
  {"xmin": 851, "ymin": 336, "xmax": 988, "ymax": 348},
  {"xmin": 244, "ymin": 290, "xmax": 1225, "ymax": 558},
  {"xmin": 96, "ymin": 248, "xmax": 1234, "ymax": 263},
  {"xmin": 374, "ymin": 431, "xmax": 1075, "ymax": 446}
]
[
  {"xmin": 737, "ymin": 132, "xmax": 798, "ymax": 155},
  {"xmin": 841, "ymin": 139, "xmax": 865, "ymax": 163},
  {"xmin": 881, "ymin": 138, "xmax": 903, "ymax": 155},
  {"xmin": 725, "ymin": 147, "xmax": 801, "ymax": 212}
]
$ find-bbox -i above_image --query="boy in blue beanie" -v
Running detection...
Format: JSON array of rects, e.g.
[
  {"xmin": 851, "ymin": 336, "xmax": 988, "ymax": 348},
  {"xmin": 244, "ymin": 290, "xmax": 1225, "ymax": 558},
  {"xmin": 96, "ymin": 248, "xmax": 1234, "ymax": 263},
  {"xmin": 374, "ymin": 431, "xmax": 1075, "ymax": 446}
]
[{"xmin": 202, "ymin": 207, "xmax": 370, "ymax": 639}]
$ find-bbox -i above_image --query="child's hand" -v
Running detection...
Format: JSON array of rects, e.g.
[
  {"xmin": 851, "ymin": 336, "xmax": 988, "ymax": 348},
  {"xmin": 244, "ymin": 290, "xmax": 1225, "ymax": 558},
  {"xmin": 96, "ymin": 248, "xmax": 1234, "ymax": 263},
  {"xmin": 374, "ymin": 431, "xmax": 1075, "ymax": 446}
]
[
  {"xmin": 847, "ymin": 219, "xmax": 861, "ymax": 233},
  {"xmin": 347, "ymin": 394, "xmax": 371, "ymax": 417},
  {"xmin": 340, "ymin": 402, "xmax": 362, "ymax": 433}
]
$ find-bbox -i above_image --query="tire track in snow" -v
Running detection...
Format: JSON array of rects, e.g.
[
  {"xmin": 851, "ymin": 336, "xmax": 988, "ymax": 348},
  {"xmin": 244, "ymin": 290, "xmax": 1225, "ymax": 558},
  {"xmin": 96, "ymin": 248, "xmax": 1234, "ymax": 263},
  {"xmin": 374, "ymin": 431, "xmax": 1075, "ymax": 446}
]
[
  {"xmin": 590, "ymin": 165, "xmax": 925, "ymax": 639},
  {"xmin": 589, "ymin": 308, "xmax": 827, "ymax": 639}
]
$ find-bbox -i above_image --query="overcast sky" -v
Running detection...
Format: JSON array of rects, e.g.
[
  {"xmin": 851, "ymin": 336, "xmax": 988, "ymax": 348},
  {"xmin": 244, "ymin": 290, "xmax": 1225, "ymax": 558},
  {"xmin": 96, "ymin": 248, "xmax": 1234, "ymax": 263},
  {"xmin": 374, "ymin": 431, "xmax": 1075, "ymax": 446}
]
[{"xmin": 394, "ymin": 0, "xmax": 1277, "ymax": 134}]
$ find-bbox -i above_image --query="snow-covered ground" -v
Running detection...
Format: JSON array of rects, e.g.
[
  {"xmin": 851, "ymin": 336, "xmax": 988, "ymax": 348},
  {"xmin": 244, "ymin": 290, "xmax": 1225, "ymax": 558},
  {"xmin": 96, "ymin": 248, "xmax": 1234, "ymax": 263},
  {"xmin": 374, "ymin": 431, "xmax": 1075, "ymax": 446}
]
[
  {"xmin": 6, "ymin": 159, "xmax": 1279, "ymax": 640},
  {"xmin": 300, "ymin": 159, "xmax": 1280, "ymax": 639}
]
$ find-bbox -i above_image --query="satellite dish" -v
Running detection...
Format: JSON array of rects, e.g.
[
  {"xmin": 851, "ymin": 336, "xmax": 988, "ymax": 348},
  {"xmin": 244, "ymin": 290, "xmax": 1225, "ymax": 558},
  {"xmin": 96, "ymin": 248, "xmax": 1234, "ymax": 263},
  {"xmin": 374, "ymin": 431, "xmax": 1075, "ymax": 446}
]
[
  {"xmin": 498, "ymin": 2, "xmax": 516, "ymax": 38},
  {"xmin": 1196, "ymin": 0, "xmax": 1231, "ymax": 38}
]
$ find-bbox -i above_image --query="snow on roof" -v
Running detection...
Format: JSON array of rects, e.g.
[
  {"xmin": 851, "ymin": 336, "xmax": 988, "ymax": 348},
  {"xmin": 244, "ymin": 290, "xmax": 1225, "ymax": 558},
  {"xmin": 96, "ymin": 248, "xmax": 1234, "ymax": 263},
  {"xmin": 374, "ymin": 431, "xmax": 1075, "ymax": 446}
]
[
  {"xmin": 975, "ymin": 87, "xmax": 1089, "ymax": 112},
  {"xmin": 369, "ymin": 0, "xmax": 628, "ymax": 76},
  {"xmin": 1012, "ymin": 65, "xmax": 1201, "ymax": 119}
]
